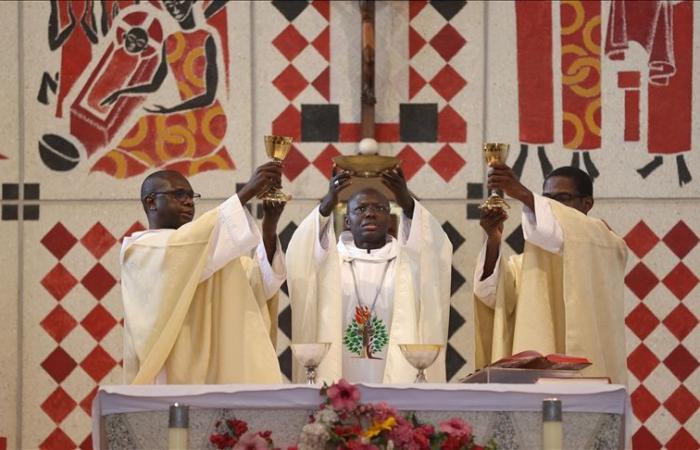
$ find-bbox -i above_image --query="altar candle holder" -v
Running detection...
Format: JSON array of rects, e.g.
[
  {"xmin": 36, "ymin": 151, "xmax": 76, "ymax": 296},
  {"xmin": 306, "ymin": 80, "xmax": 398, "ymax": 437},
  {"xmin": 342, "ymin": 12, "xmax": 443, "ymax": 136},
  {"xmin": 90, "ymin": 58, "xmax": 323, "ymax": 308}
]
[
  {"xmin": 542, "ymin": 398, "xmax": 562, "ymax": 450},
  {"xmin": 168, "ymin": 402, "xmax": 189, "ymax": 450}
]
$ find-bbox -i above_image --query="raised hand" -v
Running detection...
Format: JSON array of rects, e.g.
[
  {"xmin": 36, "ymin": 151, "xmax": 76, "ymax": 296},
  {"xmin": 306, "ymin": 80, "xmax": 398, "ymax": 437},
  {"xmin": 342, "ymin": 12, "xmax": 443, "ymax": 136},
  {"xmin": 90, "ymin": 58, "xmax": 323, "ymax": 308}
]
[
  {"xmin": 479, "ymin": 207, "xmax": 508, "ymax": 242},
  {"xmin": 262, "ymin": 200, "xmax": 285, "ymax": 263},
  {"xmin": 319, "ymin": 169, "xmax": 352, "ymax": 216},
  {"xmin": 238, "ymin": 161, "xmax": 283, "ymax": 205},
  {"xmin": 381, "ymin": 166, "xmax": 414, "ymax": 217},
  {"xmin": 486, "ymin": 163, "xmax": 534, "ymax": 210}
]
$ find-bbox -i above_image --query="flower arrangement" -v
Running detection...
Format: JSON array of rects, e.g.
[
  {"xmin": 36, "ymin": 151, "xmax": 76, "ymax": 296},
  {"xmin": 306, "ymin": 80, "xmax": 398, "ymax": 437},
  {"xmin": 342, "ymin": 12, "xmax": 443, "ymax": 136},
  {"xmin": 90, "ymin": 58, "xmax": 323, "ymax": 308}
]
[{"xmin": 209, "ymin": 380, "xmax": 496, "ymax": 450}]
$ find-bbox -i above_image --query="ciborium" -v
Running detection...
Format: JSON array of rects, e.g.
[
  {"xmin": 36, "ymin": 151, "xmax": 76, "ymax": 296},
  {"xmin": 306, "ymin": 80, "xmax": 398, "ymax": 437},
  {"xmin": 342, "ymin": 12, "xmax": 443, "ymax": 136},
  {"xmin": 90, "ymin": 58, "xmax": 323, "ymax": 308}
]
[
  {"xmin": 261, "ymin": 135, "xmax": 293, "ymax": 202},
  {"xmin": 479, "ymin": 142, "xmax": 511, "ymax": 211}
]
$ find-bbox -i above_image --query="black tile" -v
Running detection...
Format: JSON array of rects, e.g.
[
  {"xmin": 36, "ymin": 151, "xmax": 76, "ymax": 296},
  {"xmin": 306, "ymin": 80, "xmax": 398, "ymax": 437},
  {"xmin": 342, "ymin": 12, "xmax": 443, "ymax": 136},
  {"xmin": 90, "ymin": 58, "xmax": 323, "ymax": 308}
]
[
  {"xmin": 2, "ymin": 183, "xmax": 18, "ymax": 200},
  {"xmin": 271, "ymin": 0, "xmax": 309, "ymax": 21},
  {"xmin": 466, "ymin": 203, "xmax": 481, "ymax": 220},
  {"xmin": 279, "ymin": 222, "xmax": 298, "ymax": 252},
  {"xmin": 1, "ymin": 204, "xmax": 18, "ymax": 221},
  {"xmin": 442, "ymin": 221, "xmax": 465, "ymax": 253},
  {"xmin": 446, "ymin": 342, "xmax": 466, "ymax": 381},
  {"xmin": 466, "ymin": 183, "xmax": 483, "ymax": 200},
  {"xmin": 430, "ymin": 0, "xmax": 467, "ymax": 21},
  {"xmin": 280, "ymin": 280, "xmax": 289, "ymax": 297},
  {"xmin": 278, "ymin": 346, "xmax": 293, "ymax": 381},
  {"xmin": 505, "ymin": 225, "xmax": 524, "ymax": 254},
  {"xmin": 24, "ymin": 183, "xmax": 40, "ymax": 200},
  {"xmin": 278, "ymin": 305, "xmax": 292, "ymax": 340},
  {"xmin": 23, "ymin": 204, "xmax": 40, "ymax": 221},
  {"xmin": 399, "ymin": 104, "xmax": 437, "ymax": 142},
  {"xmin": 448, "ymin": 305, "xmax": 465, "ymax": 338},
  {"xmin": 450, "ymin": 266, "xmax": 465, "ymax": 296},
  {"xmin": 301, "ymin": 104, "xmax": 339, "ymax": 142}
]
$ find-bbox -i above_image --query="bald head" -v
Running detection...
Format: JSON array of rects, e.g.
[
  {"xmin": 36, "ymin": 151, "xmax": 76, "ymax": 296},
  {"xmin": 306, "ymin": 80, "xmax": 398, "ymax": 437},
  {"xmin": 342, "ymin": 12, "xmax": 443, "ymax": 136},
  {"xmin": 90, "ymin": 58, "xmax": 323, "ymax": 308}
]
[
  {"xmin": 345, "ymin": 188, "xmax": 391, "ymax": 250},
  {"xmin": 140, "ymin": 170, "xmax": 195, "ymax": 229},
  {"xmin": 346, "ymin": 188, "xmax": 389, "ymax": 214}
]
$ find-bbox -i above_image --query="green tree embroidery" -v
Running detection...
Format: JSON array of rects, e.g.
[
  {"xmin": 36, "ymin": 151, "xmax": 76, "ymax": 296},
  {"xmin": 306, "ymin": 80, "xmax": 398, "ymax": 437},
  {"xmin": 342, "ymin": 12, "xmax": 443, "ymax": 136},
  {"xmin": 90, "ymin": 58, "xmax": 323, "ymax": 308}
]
[{"xmin": 343, "ymin": 305, "xmax": 389, "ymax": 358}]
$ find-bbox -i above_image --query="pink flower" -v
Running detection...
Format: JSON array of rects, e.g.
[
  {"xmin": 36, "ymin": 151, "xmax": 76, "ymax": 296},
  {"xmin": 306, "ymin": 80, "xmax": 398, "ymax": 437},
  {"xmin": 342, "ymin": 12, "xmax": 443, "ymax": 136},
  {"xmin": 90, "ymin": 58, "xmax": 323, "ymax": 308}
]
[
  {"xmin": 371, "ymin": 402, "xmax": 398, "ymax": 423},
  {"xmin": 326, "ymin": 379, "xmax": 360, "ymax": 411},
  {"xmin": 439, "ymin": 417, "xmax": 472, "ymax": 439},
  {"xmin": 232, "ymin": 432, "xmax": 269, "ymax": 450}
]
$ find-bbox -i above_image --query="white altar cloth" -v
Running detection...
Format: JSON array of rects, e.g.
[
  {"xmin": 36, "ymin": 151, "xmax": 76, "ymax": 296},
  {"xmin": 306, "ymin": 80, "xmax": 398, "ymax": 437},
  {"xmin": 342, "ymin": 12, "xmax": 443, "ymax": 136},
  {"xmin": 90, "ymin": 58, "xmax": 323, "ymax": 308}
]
[{"xmin": 93, "ymin": 383, "xmax": 631, "ymax": 449}]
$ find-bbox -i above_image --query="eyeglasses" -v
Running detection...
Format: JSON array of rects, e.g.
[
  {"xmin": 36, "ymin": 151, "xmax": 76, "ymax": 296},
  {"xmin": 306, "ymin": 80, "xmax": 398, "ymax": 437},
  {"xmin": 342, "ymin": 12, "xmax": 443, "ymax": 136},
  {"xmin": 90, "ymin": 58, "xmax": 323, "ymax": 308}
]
[
  {"xmin": 148, "ymin": 189, "xmax": 201, "ymax": 202},
  {"xmin": 542, "ymin": 192, "xmax": 587, "ymax": 203},
  {"xmin": 352, "ymin": 204, "xmax": 390, "ymax": 215}
]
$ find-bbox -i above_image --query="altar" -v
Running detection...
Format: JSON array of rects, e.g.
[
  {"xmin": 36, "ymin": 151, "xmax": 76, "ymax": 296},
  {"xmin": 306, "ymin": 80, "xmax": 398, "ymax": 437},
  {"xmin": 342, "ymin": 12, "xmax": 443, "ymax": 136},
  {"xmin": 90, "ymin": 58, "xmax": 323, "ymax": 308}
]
[{"xmin": 92, "ymin": 383, "xmax": 630, "ymax": 449}]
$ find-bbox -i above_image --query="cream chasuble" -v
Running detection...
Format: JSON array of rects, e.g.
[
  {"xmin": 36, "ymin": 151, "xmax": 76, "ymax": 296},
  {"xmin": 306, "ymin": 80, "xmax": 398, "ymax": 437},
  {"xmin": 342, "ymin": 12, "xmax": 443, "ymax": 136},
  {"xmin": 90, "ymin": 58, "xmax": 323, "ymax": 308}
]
[
  {"xmin": 474, "ymin": 199, "xmax": 628, "ymax": 384},
  {"xmin": 287, "ymin": 201, "xmax": 452, "ymax": 384},
  {"xmin": 121, "ymin": 196, "xmax": 283, "ymax": 384}
]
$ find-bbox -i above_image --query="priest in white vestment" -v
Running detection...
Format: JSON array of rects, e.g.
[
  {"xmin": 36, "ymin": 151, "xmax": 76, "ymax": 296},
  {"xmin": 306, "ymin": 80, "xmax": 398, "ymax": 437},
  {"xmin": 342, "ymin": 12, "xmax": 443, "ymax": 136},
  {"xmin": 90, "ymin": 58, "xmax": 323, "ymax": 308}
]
[
  {"xmin": 287, "ymin": 168, "xmax": 452, "ymax": 384},
  {"xmin": 473, "ymin": 165, "xmax": 628, "ymax": 384},
  {"xmin": 121, "ymin": 164, "xmax": 286, "ymax": 384}
]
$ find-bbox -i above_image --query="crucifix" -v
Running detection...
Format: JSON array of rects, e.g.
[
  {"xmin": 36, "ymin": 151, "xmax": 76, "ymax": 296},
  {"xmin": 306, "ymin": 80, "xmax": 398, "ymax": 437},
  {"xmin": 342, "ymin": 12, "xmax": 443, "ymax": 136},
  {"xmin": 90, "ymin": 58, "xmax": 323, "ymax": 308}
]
[{"xmin": 360, "ymin": 0, "xmax": 376, "ymax": 140}]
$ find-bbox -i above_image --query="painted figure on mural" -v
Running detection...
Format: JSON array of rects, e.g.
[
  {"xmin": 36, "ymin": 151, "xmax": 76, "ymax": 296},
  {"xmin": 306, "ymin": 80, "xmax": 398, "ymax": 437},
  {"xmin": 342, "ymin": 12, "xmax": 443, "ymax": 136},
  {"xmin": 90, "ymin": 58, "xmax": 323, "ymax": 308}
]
[
  {"xmin": 92, "ymin": 0, "xmax": 234, "ymax": 178},
  {"xmin": 605, "ymin": 0, "xmax": 693, "ymax": 186}
]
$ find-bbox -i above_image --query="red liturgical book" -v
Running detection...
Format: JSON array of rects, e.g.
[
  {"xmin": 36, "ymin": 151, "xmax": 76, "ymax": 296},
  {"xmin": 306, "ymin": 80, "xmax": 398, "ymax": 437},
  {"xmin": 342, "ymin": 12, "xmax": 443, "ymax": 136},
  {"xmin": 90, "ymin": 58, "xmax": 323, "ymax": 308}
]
[{"xmin": 490, "ymin": 350, "xmax": 592, "ymax": 371}]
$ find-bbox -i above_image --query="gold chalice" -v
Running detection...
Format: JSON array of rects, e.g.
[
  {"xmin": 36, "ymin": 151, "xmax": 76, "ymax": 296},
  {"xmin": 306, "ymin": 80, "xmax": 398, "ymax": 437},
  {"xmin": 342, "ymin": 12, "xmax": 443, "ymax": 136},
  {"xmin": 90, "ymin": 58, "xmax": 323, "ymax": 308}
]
[
  {"xmin": 479, "ymin": 143, "xmax": 510, "ymax": 211},
  {"xmin": 262, "ymin": 135, "xmax": 293, "ymax": 202},
  {"xmin": 399, "ymin": 344, "xmax": 443, "ymax": 383}
]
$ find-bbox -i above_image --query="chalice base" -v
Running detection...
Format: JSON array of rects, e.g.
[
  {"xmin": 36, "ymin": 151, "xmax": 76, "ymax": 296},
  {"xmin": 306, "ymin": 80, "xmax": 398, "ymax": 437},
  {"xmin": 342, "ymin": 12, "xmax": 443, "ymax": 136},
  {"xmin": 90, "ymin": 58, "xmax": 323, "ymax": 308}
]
[
  {"xmin": 479, "ymin": 195, "xmax": 510, "ymax": 211},
  {"xmin": 260, "ymin": 188, "xmax": 292, "ymax": 203}
]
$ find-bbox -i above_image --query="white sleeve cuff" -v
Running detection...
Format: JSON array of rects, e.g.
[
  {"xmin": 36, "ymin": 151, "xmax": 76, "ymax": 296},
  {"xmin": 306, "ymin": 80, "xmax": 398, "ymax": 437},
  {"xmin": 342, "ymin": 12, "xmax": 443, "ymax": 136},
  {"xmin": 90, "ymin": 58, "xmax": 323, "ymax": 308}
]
[
  {"xmin": 473, "ymin": 239, "xmax": 500, "ymax": 309},
  {"xmin": 256, "ymin": 239, "xmax": 286, "ymax": 299},
  {"xmin": 521, "ymin": 193, "xmax": 564, "ymax": 255},
  {"xmin": 314, "ymin": 210, "xmax": 333, "ymax": 264}
]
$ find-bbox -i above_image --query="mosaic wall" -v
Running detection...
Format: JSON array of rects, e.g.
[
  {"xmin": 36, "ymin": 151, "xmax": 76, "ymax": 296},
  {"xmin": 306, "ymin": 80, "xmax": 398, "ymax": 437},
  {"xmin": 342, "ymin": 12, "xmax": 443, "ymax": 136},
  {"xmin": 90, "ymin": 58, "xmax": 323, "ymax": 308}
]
[{"xmin": 0, "ymin": 1, "xmax": 698, "ymax": 449}]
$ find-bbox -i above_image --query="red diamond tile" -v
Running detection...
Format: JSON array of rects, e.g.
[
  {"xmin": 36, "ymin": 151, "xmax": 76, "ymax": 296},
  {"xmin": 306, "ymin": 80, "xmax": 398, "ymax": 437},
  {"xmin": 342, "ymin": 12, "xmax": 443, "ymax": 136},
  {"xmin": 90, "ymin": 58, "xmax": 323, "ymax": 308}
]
[
  {"xmin": 339, "ymin": 123, "xmax": 361, "ymax": 142},
  {"xmin": 272, "ymin": 105, "xmax": 301, "ymax": 142},
  {"xmin": 41, "ymin": 347, "xmax": 77, "ymax": 383},
  {"xmin": 396, "ymin": 145, "xmax": 425, "ymax": 181},
  {"xmin": 375, "ymin": 123, "xmax": 399, "ymax": 142},
  {"xmin": 663, "ymin": 262, "xmax": 698, "ymax": 300},
  {"xmin": 81, "ymin": 304, "xmax": 117, "ymax": 342},
  {"xmin": 667, "ymin": 427, "xmax": 700, "ymax": 450},
  {"xmin": 625, "ymin": 262, "xmax": 659, "ymax": 300},
  {"xmin": 41, "ymin": 264, "xmax": 78, "ymax": 301},
  {"xmin": 79, "ymin": 387, "xmax": 98, "ymax": 416},
  {"xmin": 409, "ymin": 0, "xmax": 428, "ymax": 20},
  {"xmin": 632, "ymin": 426, "xmax": 662, "ymax": 450},
  {"xmin": 272, "ymin": 65, "xmax": 309, "ymax": 101},
  {"xmin": 120, "ymin": 221, "xmax": 145, "ymax": 243},
  {"xmin": 429, "ymin": 24, "xmax": 466, "ymax": 61},
  {"xmin": 429, "ymin": 65, "xmax": 467, "ymax": 101},
  {"xmin": 81, "ymin": 264, "xmax": 117, "ymax": 300},
  {"xmin": 663, "ymin": 303, "xmax": 698, "ymax": 341},
  {"xmin": 624, "ymin": 221, "xmax": 660, "ymax": 258},
  {"xmin": 631, "ymin": 385, "xmax": 661, "ymax": 422},
  {"xmin": 429, "ymin": 144, "xmax": 465, "ymax": 182},
  {"xmin": 409, "ymin": 66, "xmax": 427, "ymax": 99},
  {"xmin": 41, "ymin": 387, "xmax": 77, "ymax": 424},
  {"xmin": 625, "ymin": 303, "xmax": 660, "ymax": 340},
  {"xmin": 663, "ymin": 221, "xmax": 699, "ymax": 259},
  {"xmin": 272, "ymin": 25, "xmax": 308, "ymax": 61},
  {"xmin": 41, "ymin": 223, "xmax": 78, "ymax": 260},
  {"xmin": 80, "ymin": 345, "xmax": 117, "ymax": 382},
  {"xmin": 282, "ymin": 145, "xmax": 310, "ymax": 182},
  {"xmin": 438, "ymin": 105, "xmax": 467, "ymax": 142},
  {"xmin": 39, "ymin": 428, "xmax": 76, "ymax": 450},
  {"xmin": 41, "ymin": 305, "xmax": 78, "ymax": 343},
  {"xmin": 312, "ymin": 144, "xmax": 341, "ymax": 179},
  {"xmin": 80, "ymin": 222, "xmax": 116, "ymax": 259},
  {"xmin": 409, "ymin": 26, "xmax": 426, "ymax": 59},
  {"xmin": 79, "ymin": 435, "xmax": 93, "ymax": 450},
  {"xmin": 663, "ymin": 345, "xmax": 699, "ymax": 382},
  {"xmin": 311, "ymin": 66, "xmax": 330, "ymax": 101},
  {"xmin": 311, "ymin": 0, "xmax": 330, "ymax": 21},
  {"xmin": 627, "ymin": 343, "xmax": 660, "ymax": 381},
  {"xmin": 664, "ymin": 385, "xmax": 700, "ymax": 423},
  {"xmin": 311, "ymin": 26, "xmax": 330, "ymax": 61}
]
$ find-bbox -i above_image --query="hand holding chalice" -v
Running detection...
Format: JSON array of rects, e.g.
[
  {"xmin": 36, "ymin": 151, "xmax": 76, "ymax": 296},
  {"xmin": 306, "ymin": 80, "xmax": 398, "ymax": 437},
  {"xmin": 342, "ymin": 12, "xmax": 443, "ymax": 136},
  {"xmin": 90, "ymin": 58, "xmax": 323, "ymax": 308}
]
[{"xmin": 479, "ymin": 143, "xmax": 511, "ymax": 211}]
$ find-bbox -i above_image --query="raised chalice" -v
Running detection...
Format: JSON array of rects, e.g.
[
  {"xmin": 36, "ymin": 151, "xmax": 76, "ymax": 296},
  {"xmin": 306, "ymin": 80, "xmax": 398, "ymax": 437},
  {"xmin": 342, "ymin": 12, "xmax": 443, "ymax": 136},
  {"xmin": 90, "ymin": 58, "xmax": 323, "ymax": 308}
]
[
  {"xmin": 261, "ymin": 135, "xmax": 293, "ymax": 202},
  {"xmin": 399, "ymin": 344, "xmax": 443, "ymax": 383},
  {"xmin": 291, "ymin": 343, "xmax": 331, "ymax": 385},
  {"xmin": 479, "ymin": 142, "xmax": 511, "ymax": 211}
]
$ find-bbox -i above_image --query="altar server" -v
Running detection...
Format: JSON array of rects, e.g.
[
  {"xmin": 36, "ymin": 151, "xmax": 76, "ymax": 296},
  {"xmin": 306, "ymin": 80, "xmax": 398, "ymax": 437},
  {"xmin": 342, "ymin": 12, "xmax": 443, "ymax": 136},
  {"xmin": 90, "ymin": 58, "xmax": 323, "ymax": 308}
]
[
  {"xmin": 287, "ymin": 168, "xmax": 452, "ymax": 383},
  {"xmin": 121, "ymin": 164, "xmax": 285, "ymax": 384},
  {"xmin": 474, "ymin": 165, "xmax": 628, "ymax": 384}
]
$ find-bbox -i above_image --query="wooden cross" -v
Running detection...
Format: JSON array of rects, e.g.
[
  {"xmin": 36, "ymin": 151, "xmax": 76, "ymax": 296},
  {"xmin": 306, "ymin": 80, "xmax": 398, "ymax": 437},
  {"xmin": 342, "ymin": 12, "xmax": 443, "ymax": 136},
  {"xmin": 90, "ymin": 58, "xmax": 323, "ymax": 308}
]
[{"xmin": 360, "ymin": 0, "xmax": 376, "ymax": 139}]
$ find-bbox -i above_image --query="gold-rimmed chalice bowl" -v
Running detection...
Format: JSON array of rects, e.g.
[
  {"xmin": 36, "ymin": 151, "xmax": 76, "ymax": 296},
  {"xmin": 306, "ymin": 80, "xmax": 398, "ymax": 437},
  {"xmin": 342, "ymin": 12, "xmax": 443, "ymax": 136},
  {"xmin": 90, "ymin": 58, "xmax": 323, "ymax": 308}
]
[
  {"xmin": 291, "ymin": 343, "xmax": 331, "ymax": 385},
  {"xmin": 479, "ymin": 142, "xmax": 511, "ymax": 211},
  {"xmin": 399, "ymin": 344, "xmax": 443, "ymax": 383},
  {"xmin": 262, "ymin": 135, "xmax": 293, "ymax": 202}
]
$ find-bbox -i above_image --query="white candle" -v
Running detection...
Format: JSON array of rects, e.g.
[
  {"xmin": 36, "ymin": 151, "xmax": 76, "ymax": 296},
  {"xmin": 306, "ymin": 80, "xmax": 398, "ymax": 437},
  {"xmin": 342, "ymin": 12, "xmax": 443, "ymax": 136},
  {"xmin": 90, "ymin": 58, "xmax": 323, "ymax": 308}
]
[
  {"xmin": 168, "ymin": 403, "xmax": 189, "ymax": 450},
  {"xmin": 542, "ymin": 398, "xmax": 562, "ymax": 450}
]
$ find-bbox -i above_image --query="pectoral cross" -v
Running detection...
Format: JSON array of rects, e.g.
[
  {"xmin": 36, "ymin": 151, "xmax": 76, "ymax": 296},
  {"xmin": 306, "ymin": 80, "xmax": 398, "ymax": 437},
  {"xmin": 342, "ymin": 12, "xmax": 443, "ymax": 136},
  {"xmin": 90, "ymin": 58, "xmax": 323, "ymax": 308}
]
[{"xmin": 360, "ymin": 0, "xmax": 376, "ymax": 139}]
